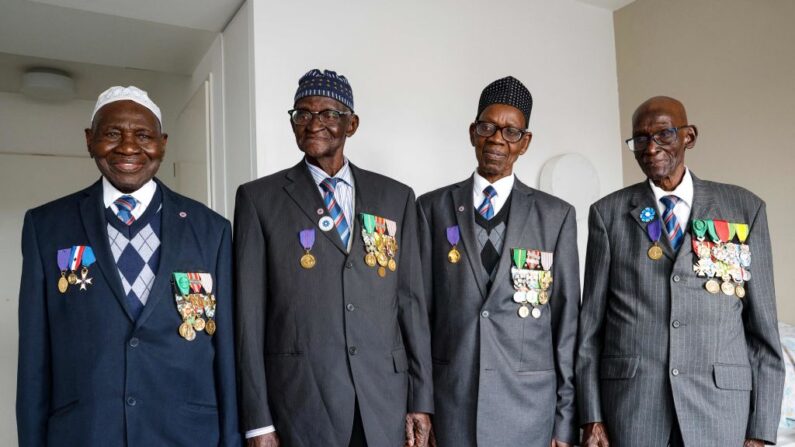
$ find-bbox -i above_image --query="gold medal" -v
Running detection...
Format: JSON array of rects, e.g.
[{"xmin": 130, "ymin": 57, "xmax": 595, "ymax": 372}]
[
  {"xmin": 365, "ymin": 252, "xmax": 377, "ymax": 267},
  {"xmin": 735, "ymin": 284, "xmax": 746, "ymax": 299},
  {"xmin": 721, "ymin": 281, "xmax": 735, "ymax": 296},
  {"xmin": 531, "ymin": 307, "xmax": 542, "ymax": 319},
  {"xmin": 185, "ymin": 327, "xmax": 196, "ymax": 341},
  {"xmin": 300, "ymin": 252, "xmax": 316, "ymax": 269},
  {"xmin": 193, "ymin": 317, "xmax": 206, "ymax": 331},
  {"xmin": 705, "ymin": 279, "xmax": 720, "ymax": 294},
  {"xmin": 538, "ymin": 290, "xmax": 549, "ymax": 305},
  {"xmin": 648, "ymin": 243, "xmax": 663, "ymax": 260},
  {"xmin": 518, "ymin": 305, "xmax": 530, "ymax": 319},
  {"xmin": 58, "ymin": 273, "xmax": 68, "ymax": 293},
  {"xmin": 68, "ymin": 271, "xmax": 78, "ymax": 285},
  {"xmin": 447, "ymin": 248, "xmax": 461, "ymax": 264},
  {"xmin": 388, "ymin": 258, "xmax": 397, "ymax": 272},
  {"xmin": 377, "ymin": 266, "xmax": 386, "ymax": 277},
  {"xmin": 206, "ymin": 319, "xmax": 217, "ymax": 335},
  {"xmin": 376, "ymin": 252, "xmax": 389, "ymax": 267},
  {"xmin": 179, "ymin": 321, "xmax": 192, "ymax": 339}
]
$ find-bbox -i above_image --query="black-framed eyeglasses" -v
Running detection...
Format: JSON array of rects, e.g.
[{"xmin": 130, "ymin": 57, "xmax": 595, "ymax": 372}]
[
  {"xmin": 474, "ymin": 121, "xmax": 529, "ymax": 143},
  {"xmin": 625, "ymin": 126, "xmax": 694, "ymax": 152},
  {"xmin": 288, "ymin": 109, "xmax": 352, "ymax": 126}
]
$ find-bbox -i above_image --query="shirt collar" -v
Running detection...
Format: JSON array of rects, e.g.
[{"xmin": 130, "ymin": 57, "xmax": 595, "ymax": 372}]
[
  {"xmin": 102, "ymin": 176, "xmax": 157, "ymax": 216},
  {"xmin": 472, "ymin": 171, "xmax": 515, "ymax": 199},
  {"xmin": 305, "ymin": 157, "xmax": 353, "ymax": 187},
  {"xmin": 648, "ymin": 167, "xmax": 693, "ymax": 207}
]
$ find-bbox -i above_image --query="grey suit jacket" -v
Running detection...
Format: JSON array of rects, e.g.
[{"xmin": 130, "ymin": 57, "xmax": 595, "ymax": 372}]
[
  {"xmin": 576, "ymin": 174, "xmax": 784, "ymax": 446},
  {"xmin": 234, "ymin": 161, "xmax": 433, "ymax": 447},
  {"xmin": 417, "ymin": 176, "xmax": 580, "ymax": 447}
]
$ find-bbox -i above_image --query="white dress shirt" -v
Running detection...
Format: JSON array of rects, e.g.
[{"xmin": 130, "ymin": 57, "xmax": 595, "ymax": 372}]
[
  {"xmin": 102, "ymin": 177, "xmax": 157, "ymax": 219},
  {"xmin": 649, "ymin": 167, "xmax": 694, "ymax": 236},
  {"xmin": 472, "ymin": 171, "xmax": 515, "ymax": 215}
]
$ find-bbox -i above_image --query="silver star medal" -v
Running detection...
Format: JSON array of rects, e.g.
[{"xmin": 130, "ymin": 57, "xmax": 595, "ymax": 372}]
[{"xmin": 76, "ymin": 269, "xmax": 93, "ymax": 291}]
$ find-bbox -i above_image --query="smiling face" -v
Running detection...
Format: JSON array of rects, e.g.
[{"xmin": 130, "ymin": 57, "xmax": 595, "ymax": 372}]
[
  {"xmin": 85, "ymin": 100, "xmax": 167, "ymax": 193},
  {"xmin": 291, "ymin": 96, "xmax": 358, "ymax": 164},
  {"xmin": 470, "ymin": 104, "xmax": 531, "ymax": 183}
]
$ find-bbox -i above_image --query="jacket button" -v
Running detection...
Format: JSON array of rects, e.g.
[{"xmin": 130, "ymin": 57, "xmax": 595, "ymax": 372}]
[
  {"xmin": 129, "ymin": 337, "xmax": 139, "ymax": 347},
  {"xmin": 673, "ymin": 275, "xmax": 681, "ymax": 282},
  {"xmin": 672, "ymin": 320, "xmax": 681, "ymax": 328},
  {"xmin": 348, "ymin": 346, "xmax": 358, "ymax": 355},
  {"xmin": 345, "ymin": 262, "xmax": 353, "ymax": 269},
  {"xmin": 126, "ymin": 397, "xmax": 137, "ymax": 406},
  {"xmin": 671, "ymin": 368, "xmax": 680, "ymax": 376},
  {"xmin": 481, "ymin": 310, "xmax": 490, "ymax": 318},
  {"xmin": 346, "ymin": 303, "xmax": 356, "ymax": 312}
]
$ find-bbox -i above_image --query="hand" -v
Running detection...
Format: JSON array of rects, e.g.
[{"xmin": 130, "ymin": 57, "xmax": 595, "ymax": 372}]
[
  {"xmin": 744, "ymin": 439, "xmax": 765, "ymax": 447},
  {"xmin": 404, "ymin": 412, "xmax": 432, "ymax": 447},
  {"xmin": 581, "ymin": 422, "xmax": 610, "ymax": 447},
  {"xmin": 550, "ymin": 439, "xmax": 572, "ymax": 447},
  {"xmin": 247, "ymin": 432, "xmax": 280, "ymax": 447},
  {"xmin": 428, "ymin": 425, "xmax": 437, "ymax": 447}
]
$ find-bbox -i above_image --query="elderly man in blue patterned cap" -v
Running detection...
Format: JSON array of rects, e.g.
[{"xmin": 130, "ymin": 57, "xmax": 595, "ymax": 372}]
[
  {"xmin": 417, "ymin": 76, "xmax": 580, "ymax": 447},
  {"xmin": 235, "ymin": 69, "xmax": 434, "ymax": 447}
]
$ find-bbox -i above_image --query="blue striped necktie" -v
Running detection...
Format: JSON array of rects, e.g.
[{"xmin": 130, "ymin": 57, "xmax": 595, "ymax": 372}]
[
  {"xmin": 320, "ymin": 178, "xmax": 350, "ymax": 247},
  {"xmin": 477, "ymin": 186, "xmax": 497, "ymax": 220},
  {"xmin": 114, "ymin": 195, "xmax": 137, "ymax": 226},
  {"xmin": 660, "ymin": 195, "xmax": 684, "ymax": 250}
]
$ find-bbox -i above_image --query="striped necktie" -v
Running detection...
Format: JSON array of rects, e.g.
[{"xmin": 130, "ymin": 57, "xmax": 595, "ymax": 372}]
[
  {"xmin": 114, "ymin": 195, "xmax": 138, "ymax": 226},
  {"xmin": 477, "ymin": 186, "xmax": 497, "ymax": 220},
  {"xmin": 660, "ymin": 195, "xmax": 684, "ymax": 250},
  {"xmin": 320, "ymin": 178, "xmax": 350, "ymax": 247}
]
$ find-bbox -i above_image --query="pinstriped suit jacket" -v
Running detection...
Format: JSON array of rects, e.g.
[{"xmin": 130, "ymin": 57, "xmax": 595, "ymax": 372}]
[{"xmin": 576, "ymin": 174, "xmax": 784, "ymax": 446}]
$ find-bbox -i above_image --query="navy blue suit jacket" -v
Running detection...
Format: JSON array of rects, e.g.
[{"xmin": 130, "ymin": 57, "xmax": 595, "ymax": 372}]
[{"xmin": 16, "ymin": 178, "xmax": 241, "ymax": 447}]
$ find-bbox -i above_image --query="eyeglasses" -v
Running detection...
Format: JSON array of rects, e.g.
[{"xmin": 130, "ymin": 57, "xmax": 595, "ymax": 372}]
[
  {"xmin": 288, "ymin": 109, "xmax": 352, "ymax": 126},
  {"xmin": 474, "ymin": 121, "xmax": 529, "ymax": 143},
  {"xmin": 625, "ymin": 126, "xmax": 694, "ymax": 152}
]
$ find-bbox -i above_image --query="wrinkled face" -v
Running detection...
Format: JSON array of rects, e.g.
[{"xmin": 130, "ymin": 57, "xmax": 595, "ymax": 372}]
[
  {"xmin": 632, "ymin": 101, "xmax": 694, "ymax": 183},
  {"xmin": 470, "ymin": 104, "xmax": 531, "ymax": 180},
  {"xmin": 291, "ymin": 96, "xmax": 358, "ymax": 160},
  {"xmin": 85, "ymin": 100, "xmax": 167, "ymax": 193}
]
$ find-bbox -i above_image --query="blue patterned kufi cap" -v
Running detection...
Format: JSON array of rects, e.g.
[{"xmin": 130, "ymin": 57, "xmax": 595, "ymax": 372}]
[
  {"xmin": 477, "ymin": 76, "xmax": 533, "ymax": 127},
  {"xmin": 294, "ymin": 69, "xmax": 354, "ymax": 112}
]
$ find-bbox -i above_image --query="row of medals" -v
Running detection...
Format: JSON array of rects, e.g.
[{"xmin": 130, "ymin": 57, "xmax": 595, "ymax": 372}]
[
  {"xmin": 362, "ymin": 228, "xmax": 398, "ymax": 277},
  {"xmin": 58, "ymin": 267, "xmax": 93, "ymax": 293},
  {"xmin": 512, "ymin": 268, "xmax": 553, "ymax": 319},
  {"xmin": 176, "ymin": 293, "xmax": 217, "ymax": 341},
  {"xmin": 693, "ymin": 238, "xmax": 751, "ymax": 298}
]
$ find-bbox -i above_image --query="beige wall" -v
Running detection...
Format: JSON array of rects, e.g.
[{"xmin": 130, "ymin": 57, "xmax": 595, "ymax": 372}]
[{"xmin": 615, "ymin": 0, "xmax": 795, "ymax": 322}]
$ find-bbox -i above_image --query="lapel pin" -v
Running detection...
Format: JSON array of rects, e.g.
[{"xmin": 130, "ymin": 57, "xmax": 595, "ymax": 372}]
[
  {"xmin": 316, "ymin": 208, "xmax": 324, "ymax": 215},
  {"xmin": 458, "ymin": 205, "xmax": 465, "ymax": 212},
  {"xmin": 179, "ymin": 211, "xmax": 187, "ymax": 218},
  {"xmin": 319, "ymin": 216, "xmax": 334, "ymax": 232}
]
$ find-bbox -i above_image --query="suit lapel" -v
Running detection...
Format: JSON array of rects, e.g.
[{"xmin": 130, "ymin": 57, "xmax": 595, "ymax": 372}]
[
  {"xmin": 451, "ymin": 178, "xmax": 488, "ymax": 299},
  {"xmin": 283, "ymin": 162, "xmax": 347, "ymax": 254},
  {"xmin": 135, "ymin": 182, "xmax": 187, "ymax": 328},
  {"xmin": 485, "ymin": 179, "xmax": 535, "ymax": 303},
  {"xmin": 79, "ymin": 180, "xmax": 134, "ymax": 321},
  {"xmin": 629, "ymin": 182, "xmax": 676, "ymax": 261}
]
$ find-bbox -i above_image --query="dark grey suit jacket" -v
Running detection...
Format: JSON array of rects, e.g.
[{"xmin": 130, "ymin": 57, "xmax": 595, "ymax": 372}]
[
  {"xmin": 417, "ymin": 176, "xmax": 580, "ymax": 447},
  {"xmin": 234, "ymin": 161, "xmax": 433, "ymax": 447},
  {"xmin": 577, "ymin": 174, "xmax": 784, "ymax": 446}
]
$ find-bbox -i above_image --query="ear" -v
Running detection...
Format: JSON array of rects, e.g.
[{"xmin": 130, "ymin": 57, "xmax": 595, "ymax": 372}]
[
  {"xmin": 469, "ymin": 122, "xmax": 477, "ymax": 146},
  {"xmin": 346, "ymin": 114, "xmax": 359, "ymax": 137},
  {"xmin": 84, "ymin": 128, "xmax": 94, "ymax": 157},
  {"xmin": 161, "ymin": 133, "xmax": 169, "ymax": 150},
  {"xmin": 684, "ymin": 125, "xmax": 698, "ymax": 149},
  {"xmin": 518, "ymin": 131, "xmax": 533, "ymax": 155}
]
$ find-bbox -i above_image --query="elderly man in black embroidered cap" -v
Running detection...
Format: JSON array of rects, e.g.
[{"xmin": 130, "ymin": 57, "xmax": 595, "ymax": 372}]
[
  {"xmin": 417, "ymin": 76, "xmax": 580, "ymax": 447},
  {"xmin": 234, "ymin": 69, "xmax": 434, "ymax": 447}
]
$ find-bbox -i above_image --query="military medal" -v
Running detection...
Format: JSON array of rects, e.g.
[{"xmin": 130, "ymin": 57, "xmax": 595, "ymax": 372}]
[
  {"xmin": 361, "ymin": 213, "xmax": 378, "ymax": 267},
  {"xmin": 76, "ymin": 247, "xmax": 96, "ymax": 291},
  {"xmin": 518, "ymin": 305, "xmax": 530, "ymax": 318},
  {"xmin": 640, "ymin": 207, "xmax": 656, "ymax": 223},
  {"xmin": 646, "ymin": 219, "xmax": 663, "ymax": 260},
  {"xmin": 377, "ymin": 266, "xmax": 386, "ymax": 277},
  {"xmin": 446, "ymin": 225, "xmax": 461, "ymax": 264},
  {"xmin": 531, "ymin": 307, "xmax": 542, "ymax": 319},
  {"xmin": 705, "ymin": 279, "xmax": 720, "ymax": 294},
  {"xmin": 385, "ymin": 219, "xmax": 398, "ymax": 272},
  {"xmin": 179, "ymin": 321, "xmax": 193, "ymax": 339},
  {"xmin": 57, "ymin": 248, "xmax": 71, "ymax": 293},
  {"xmin": 299, "ymin": 229, "xmax": 317, "ymax": 269},
  {"xmin": 67, "ymin": 245, "xmax": 85, "ymax": 284},
  {"xmin": 199, "ymin": 273, "xmax": 217, "ymax": 336},
  {"xmin": 374, "ymin": 216, "xmax": 389, "ymax": 268}
]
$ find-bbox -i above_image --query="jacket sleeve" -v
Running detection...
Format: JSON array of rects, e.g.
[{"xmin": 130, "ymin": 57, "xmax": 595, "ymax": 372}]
[
  {"xmin": 214, "ymin": 220, "xmax": 243, "ymax": 446},
  {"xmin": 16, "ymin": 210, "xmax": 51, "ymax": 447},
  {"xmin": 233, "ymin": 185, "xmax": 275, "ymax": 431},
  {"xmin": 743, "ymin": 201, "xmax": 785, "ymax": 443},
  {"xmin": 550, "ymin": 206, "xmax": 580, "ymax": 444},
  {"xmin": 575, "ymin": 204, "xmax": 611, "ymax": 426},
  {"xmin": 398, "ymin": 189, "xmax": 434, "ymax": 414}
]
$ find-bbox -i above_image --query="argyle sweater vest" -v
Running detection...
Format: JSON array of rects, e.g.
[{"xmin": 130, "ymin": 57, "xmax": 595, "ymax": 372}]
[
  {"xmin": 474, "ymin": 195, "xmax": 511, "ymax": 290},
  {"xmin": 105, "ymin": 188, "xmax": 162, "ymax": 320}
]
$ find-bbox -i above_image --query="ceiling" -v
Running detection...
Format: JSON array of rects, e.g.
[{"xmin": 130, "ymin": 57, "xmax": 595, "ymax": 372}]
[{"xmin": 575, "ymin": 0, "xmax": 637, "ymax": 11}]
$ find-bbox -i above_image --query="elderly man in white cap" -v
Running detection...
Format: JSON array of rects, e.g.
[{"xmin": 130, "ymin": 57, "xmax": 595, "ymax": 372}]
[{"xmin": 16, "ymin": 86, "xmax": 242, "ymax": 447}]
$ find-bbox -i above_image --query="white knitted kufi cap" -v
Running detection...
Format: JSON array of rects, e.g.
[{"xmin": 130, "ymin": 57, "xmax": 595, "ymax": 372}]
[{"xmin": 91, "ymin": 85, "xmax": 162, "ymax": 124}]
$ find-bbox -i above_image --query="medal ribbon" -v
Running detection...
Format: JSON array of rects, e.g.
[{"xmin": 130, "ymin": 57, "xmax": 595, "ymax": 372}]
[
  {"xmin": 735, "ymin": 223, "xmax": 749, "ymax": 243},
  {"xmin": 187, "ymin": 272, "xmax": 202, "ymax": 293},
  {"xmin": 375, "ymin": 216, "xmax": 386, "ymax": 234},
  {"xmin": 446, "ymin": 226, "xmax": 460, "ymax": 247},
  {"xmin": 512, "ymin": 248, "xmax": 527, "ymax": 269},
  {"xmin": 713, "ymin": 220, "xmax": 730, "ymax": 243},
  {"xmin": 692, "ymin": 219, "xmax": 707, "ymax": 240},
  {"xmin": 299, "ymin": 228, "xmax": 316, "ymax": 251},
  {"xmin": 199, "ymin": 273, "xmax": 213, "ymax": 294},
  {"xmin": 540, "ymin": 252, "xmax": 554, "ymax": 271},
  {"xmin": 82, "ymin": 247, "xmax": 96, "ymax": 267},
  {"xmin": 69, "ymin": 245, "xmax": 85, "ymax": 271},
  {"xmin": 362, "ymin": 213, "xmax": 376, "ymax": 234},
  {"xmin": 57, "ymin": 248, "xmax": 71, "ymax": 271},
  {"xmin": 385, "ymin": 219, "xmax": 397, "ymax": 237},
  {"xmin": 173, "ymin": 272, "xmax": 190, "ymax": 296},
  {"xmin": 727, "ymin": 222, "xmax": 737, "ymax": 242},
  {"xmin": 706, "ymin": 220, "xmax": 719, "ymax": 242},
  {"xmin": 647, "ymin": 219, "xmax": 662, "ymax": 243}
]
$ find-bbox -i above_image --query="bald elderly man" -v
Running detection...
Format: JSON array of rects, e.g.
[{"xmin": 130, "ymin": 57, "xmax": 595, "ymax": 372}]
[
  {"xmin": 16, "ymin": 86, "xmax": 241, "ymax": 446},
  {"xmin": 577, "ymin": 96, "xmax": 784, "ymax": 446}
]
